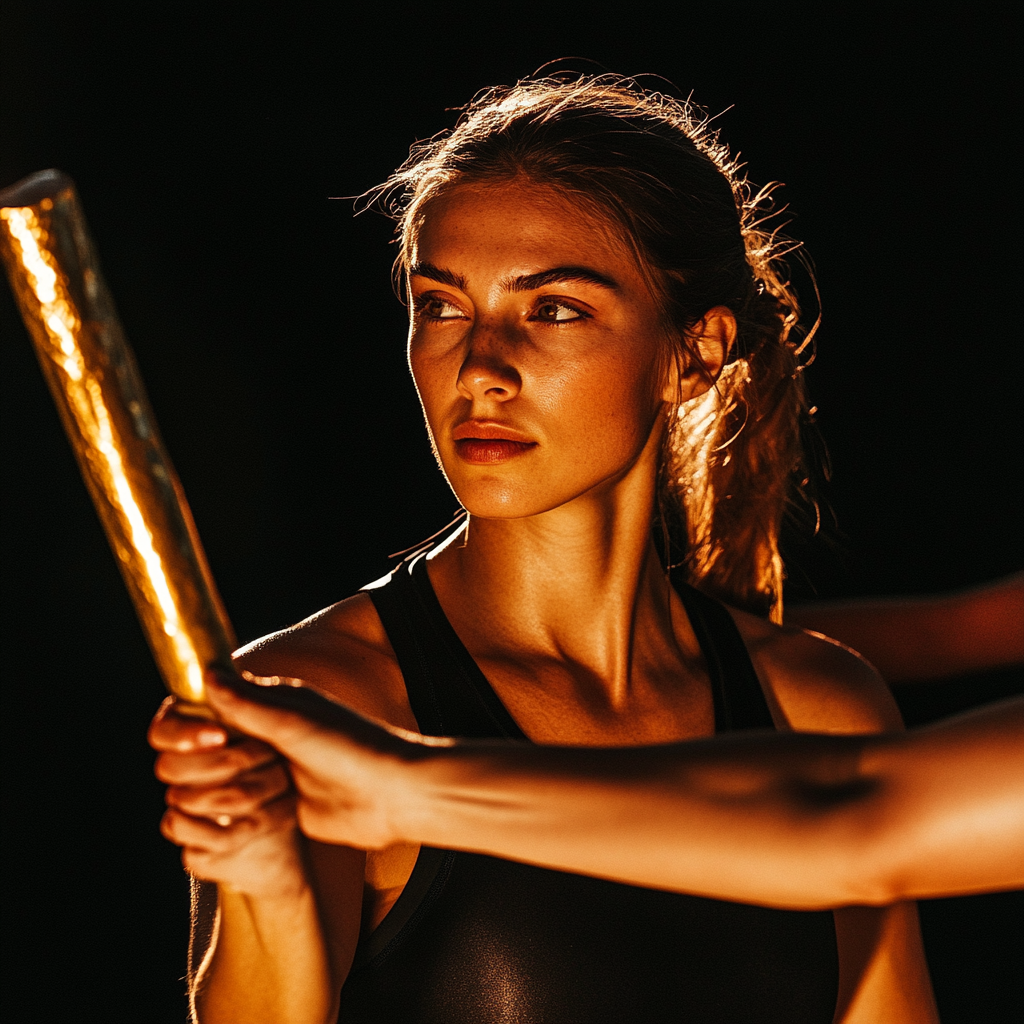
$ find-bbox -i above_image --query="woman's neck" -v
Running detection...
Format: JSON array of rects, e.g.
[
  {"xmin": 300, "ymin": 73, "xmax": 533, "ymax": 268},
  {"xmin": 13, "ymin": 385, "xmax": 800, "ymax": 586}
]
[{"xmin": 426, "ymin": 440, "xmax": 681, "ymax": 707}]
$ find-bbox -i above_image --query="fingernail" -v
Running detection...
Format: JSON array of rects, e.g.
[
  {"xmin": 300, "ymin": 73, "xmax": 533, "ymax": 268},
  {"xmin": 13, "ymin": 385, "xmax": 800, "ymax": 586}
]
[{"xmin": 197, "ymin": 728, "xmax": 227, "ymax": 747}]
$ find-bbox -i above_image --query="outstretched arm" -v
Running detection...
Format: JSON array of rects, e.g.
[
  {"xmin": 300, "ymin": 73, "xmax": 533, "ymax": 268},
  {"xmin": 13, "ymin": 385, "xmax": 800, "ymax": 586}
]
[
  {"xmin": 202, "ymin": 674, "xmax": 1024, "ymax": 910},
  {"xmin": 786, "ymin": 572, "xmax": 1024, "ymax": 682}
]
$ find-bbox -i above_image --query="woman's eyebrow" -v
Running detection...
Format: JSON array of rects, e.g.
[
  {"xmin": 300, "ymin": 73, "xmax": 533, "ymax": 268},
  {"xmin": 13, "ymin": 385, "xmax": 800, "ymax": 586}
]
[
  {"xmin": 409, "ymin": 262, "xmax": 468, "ymax": 290},
  {"xmin": 505, "ymin": 266, "xmax": 619, "ymax": 292},
  {"xmin": 408, "ymin": 263, "xmax": 619, "ymax": 293}
]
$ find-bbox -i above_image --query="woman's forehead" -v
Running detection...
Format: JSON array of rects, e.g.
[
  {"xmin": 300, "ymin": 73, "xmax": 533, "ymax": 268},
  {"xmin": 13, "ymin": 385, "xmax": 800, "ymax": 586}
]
[{"xmin": 408, "ymin": 181, "xmax": 642, "ymax": 280}]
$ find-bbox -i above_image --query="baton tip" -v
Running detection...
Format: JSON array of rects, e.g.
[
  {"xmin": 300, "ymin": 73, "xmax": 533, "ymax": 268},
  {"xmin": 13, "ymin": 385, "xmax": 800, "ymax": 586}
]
[{"xmin": 0, "ymin": 169, "xmax": 76, "ymax": 209}]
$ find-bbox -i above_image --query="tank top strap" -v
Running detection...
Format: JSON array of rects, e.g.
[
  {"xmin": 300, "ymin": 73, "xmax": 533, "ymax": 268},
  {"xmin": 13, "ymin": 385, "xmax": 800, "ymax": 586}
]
[
  {"xmin": 368, "ymin": 555, "xmax": 773, "ymax": 738},
  {"xmin": 670, "ymin": 570, "xmax": 775, "ymax": 732},
  {"xmin": 365, "ymin": 554, "xmax": 525, "ymax": 740},
  {"xmin": 358, "ymin": 555, "xmax": 523, "ymax": 970}
]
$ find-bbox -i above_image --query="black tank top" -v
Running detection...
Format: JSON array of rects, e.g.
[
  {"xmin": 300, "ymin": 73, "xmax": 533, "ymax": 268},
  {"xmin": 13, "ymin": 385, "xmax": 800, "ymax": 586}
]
[{"xmin": 337, "ymin": 555, "xmax": 839, "ymax": 1023}]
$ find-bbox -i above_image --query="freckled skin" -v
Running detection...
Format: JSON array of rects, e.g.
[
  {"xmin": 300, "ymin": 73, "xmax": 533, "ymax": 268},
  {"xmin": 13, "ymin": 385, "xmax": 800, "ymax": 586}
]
[{"xmin": 407, "ymin": 184, "xmax": 674, "ymax": 521}]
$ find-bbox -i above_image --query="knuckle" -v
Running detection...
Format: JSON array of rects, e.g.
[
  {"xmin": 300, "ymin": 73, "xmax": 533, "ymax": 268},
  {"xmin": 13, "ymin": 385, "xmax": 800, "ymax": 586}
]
[
  {"xmin": 247, "ymin": 767, "xmax": 290, "ymax": 801},
  {"xmin": 233, "ymin": 742, "xmax": 275, "ymax": 770},
  {"xmin": 172, "ymin": 781, "xmax": 275, "ymax": 820},
  {"xmin": 209, "ymin": 785, "xmax": 255, "ymax": 815},
  {"xmin": 296, "ymin": 803, "xmax": 328, "ymax": 841},
  {"xmin": 210, "ymin": 824, "xmax": 252, "ymax": 855},
  {"xmin": 160, "ymin": 810, "xmax": 181, "ymax": 842},
  {"xmin": 164, "ymin": 785, "xmax": 187, "ymax": 809},
  {"xmin": 220, "ymin": 746, "xmax": 252, "ymax": 774}
]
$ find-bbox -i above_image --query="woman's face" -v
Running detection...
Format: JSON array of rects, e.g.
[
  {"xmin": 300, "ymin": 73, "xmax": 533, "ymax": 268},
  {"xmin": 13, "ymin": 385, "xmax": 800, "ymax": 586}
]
[{"xmin": 406, "ymin": 181, "xmax": 682, "ymax": 521}]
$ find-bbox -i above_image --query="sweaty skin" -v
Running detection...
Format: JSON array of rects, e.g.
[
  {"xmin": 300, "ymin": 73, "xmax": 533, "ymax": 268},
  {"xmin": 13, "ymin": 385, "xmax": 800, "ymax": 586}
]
[{"xmin": 151, "ymin": 182, "xmax": 938, "ymax": 1024}]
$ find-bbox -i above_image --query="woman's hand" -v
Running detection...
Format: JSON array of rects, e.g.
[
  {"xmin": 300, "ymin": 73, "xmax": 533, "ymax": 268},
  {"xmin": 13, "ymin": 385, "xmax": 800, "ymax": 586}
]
[
  {"xmin": 201, "ymin": 671, "xmax": 421, "ymax": 851},
  {"xmin": 149, "ymin": 697, "xmax": 308, "ymax": 898}
]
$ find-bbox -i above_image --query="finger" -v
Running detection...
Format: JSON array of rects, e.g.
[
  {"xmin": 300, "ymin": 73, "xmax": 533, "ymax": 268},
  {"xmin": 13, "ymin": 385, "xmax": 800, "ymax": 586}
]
[
  {"xmin": 155, "ymin": 736, "xmax": 280, "ymax": 786},
  {"xmin": 149, "ymin": 698, "xmax": 229, "ymax": 753},
  {"xmin": 167, "ymin": 764, "xmax": 293, "ymax": 819},
  {"xmin": 161, "ymin": 796, "xmax": 296, "ymax": 853}
]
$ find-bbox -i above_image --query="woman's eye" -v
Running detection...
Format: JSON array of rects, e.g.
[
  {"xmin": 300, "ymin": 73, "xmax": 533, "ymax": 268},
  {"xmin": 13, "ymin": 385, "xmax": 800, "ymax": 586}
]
[
  {"xmin": 416, "ymin": 297, "xmax": 466, "ymax": 321},
  {"xmin": 531, "ymin": 300, "xmax": 587, "ymax": 323}
]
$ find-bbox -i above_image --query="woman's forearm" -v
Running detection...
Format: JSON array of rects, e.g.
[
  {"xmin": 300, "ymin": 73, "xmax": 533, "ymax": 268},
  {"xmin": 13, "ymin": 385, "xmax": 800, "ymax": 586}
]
[
  {"xmin": 195, "ymin": 881, "xmax": 336, "ymax": 1024},
  {"xmin": 400, "ymin": 734, "xmax": 890, "ymax": 908},
  {"xmin": 395, "ymin": 699, "xmax": 1024, "ymax": 908}
]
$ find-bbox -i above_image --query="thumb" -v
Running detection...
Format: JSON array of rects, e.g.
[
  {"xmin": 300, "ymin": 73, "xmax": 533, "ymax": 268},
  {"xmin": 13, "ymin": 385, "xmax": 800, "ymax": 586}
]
[{"xmin": 204, "ymin": 669, "xmax": 327, "ymax": 760}]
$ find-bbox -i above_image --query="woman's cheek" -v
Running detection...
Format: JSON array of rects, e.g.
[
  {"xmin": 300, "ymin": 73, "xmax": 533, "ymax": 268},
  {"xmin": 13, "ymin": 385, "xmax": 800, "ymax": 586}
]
[
  {"xmin": 410, "ymin": 343, "xmax": 458, "ymax": 425},
  {"xmin": 542, "ymin": 359, "xmax": 655, "ymax": 466}
]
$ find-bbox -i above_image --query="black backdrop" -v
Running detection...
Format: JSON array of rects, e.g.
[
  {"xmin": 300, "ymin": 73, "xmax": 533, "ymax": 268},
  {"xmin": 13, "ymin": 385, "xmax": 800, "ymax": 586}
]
[{"xmin": 2, "ymin": 3, "xmax": 1021, "ymax": 1021}]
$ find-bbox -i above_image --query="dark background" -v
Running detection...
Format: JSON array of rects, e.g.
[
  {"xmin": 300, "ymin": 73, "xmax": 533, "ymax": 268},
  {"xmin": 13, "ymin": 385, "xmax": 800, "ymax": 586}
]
[{"xmin": 2, "ymin": 3, "xmax": 1021, "ymax": 1021}]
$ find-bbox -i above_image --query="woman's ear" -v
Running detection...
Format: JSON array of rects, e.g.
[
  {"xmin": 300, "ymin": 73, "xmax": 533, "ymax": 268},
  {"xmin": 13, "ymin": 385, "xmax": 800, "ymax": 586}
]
[{"xmin": 664, "ymin": 306, "xmax": 736, "ymax": 404}]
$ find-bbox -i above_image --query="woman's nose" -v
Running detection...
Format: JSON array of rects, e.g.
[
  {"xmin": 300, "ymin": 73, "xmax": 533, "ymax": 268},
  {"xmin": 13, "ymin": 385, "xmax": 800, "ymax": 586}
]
[{"xmin": 456, "ymin": 329, "xmax": 522, "ymax": 403}]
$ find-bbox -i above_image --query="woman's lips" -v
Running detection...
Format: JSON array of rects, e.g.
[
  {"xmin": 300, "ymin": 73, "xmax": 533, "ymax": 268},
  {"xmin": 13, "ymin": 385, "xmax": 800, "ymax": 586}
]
[{"xmin": 454, "ymin": 438, "xmax": 538, "ymax": 464}]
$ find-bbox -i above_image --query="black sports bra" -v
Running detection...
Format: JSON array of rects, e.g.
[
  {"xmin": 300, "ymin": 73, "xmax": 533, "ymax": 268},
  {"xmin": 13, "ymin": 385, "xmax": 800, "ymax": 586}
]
[{"xmin": 337, "ymin": 555, "xmax": 839, "ymax": 1023}]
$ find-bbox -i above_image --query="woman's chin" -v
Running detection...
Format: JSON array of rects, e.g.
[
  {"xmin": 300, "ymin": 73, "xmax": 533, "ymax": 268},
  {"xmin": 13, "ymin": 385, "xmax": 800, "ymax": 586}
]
[
  {"xmin": 451, "ymin": 479, "xmax": 602, "ymax": 522},
  {"xmin": 445, "ymin": 475, "xmax": 547, "ymax": 520},
  {"xmin": 454, "ymin": 489, "xmax": 540, "ymax": 521}
]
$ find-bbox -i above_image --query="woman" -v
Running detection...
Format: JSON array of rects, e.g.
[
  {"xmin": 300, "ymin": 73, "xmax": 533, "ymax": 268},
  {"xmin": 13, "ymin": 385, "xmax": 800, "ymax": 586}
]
[{"xmin": 152, "ymin": 75, "xmax": 938, "ymax": 1023}]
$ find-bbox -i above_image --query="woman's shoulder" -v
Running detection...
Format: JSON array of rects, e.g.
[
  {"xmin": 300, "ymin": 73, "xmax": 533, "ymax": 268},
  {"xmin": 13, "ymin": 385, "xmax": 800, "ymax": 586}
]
[
  {"xmin": 231, "ymin": 586, "xmax": 418, "ymax": 732},
  {"xmin": 727, "ymin": 605, "xmax": 904, "ymax": 736}
]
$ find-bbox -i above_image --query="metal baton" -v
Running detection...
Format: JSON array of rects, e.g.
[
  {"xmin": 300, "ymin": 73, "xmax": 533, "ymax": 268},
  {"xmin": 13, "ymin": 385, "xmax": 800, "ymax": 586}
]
[{"xmin": 0, "ymin": 169, "xmax": 234, "ymax": 713}]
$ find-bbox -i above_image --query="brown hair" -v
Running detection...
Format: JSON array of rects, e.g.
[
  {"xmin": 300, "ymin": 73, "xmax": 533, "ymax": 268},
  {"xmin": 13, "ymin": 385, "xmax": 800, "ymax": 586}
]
[{"xmin": 363, "ymin": 74, "xmax": 815, "ymax": 621}]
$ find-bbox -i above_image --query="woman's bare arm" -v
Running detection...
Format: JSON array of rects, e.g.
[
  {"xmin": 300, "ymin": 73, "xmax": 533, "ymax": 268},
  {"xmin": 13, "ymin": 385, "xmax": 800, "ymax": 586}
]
[
  {"xmin": 785, "ymin": 572, "xmax": 1024, "ymax": 682},
  {"xmin": 150, "ymin": 700, "xmax": 363, "ymax": 1024},
  {"xmin": 202, "ymin": 676, "xmax": 1024, "ymax": 910},
  {"xmin": 398, "ymin": 699, "xmax": 1024, "ymax": 908}
]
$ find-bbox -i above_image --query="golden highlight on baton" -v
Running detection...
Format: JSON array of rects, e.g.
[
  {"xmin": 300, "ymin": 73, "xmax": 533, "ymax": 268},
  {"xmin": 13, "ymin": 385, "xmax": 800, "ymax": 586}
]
[{"xmin": 0, "ymin": 170, "xmax": 234, "ymax": 713}]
